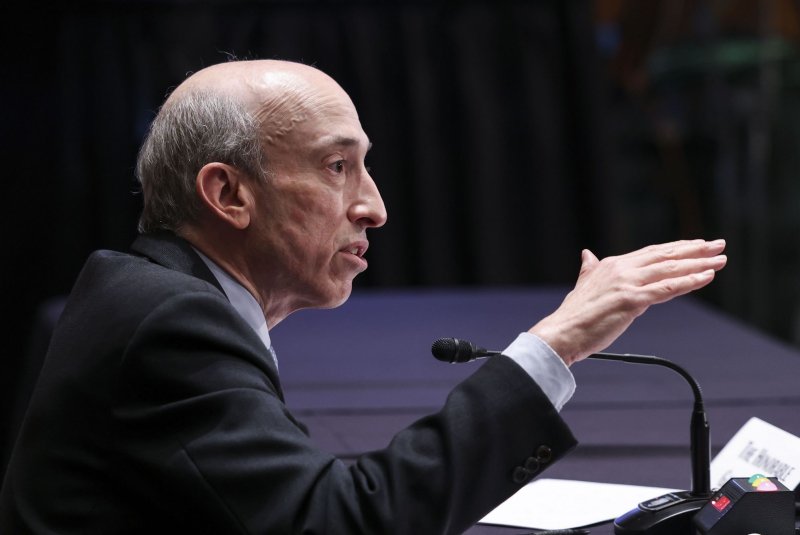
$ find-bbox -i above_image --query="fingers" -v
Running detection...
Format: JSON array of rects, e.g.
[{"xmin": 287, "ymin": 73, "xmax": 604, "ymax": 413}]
[
  {"xmin": 637, "ymin": 267, "xmax": 720, "ymax": 307},
  {"xmin": 626, "ymin": 239, "xmax": 726, "ymax": 268},
  {"xmin": 604, "ymin": 239, "xmax": 726, "ymax": 309},
  {"xmin": 636, "ymin": 253, "xmax": 727, "ymax": 286}
]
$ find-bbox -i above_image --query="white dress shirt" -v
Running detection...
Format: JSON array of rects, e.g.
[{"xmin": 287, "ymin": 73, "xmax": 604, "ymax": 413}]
[
  {"xmin": 193, "ymin": 248, "xmax": 277, "ymax": 370},
  {"xmin": 501, "ymin": 333, "xmax": 576, "ymax": 411}
]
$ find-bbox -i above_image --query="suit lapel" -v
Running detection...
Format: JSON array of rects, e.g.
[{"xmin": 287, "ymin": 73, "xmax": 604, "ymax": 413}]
[{"xmin": 129, "ymin": 232, "xmax": 285, "ymax": 401}]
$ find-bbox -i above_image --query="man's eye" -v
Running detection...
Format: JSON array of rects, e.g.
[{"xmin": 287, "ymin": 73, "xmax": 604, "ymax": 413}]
[{"xmin": 329, "ymin": 160, "xmax": 345, "ymax": 173}]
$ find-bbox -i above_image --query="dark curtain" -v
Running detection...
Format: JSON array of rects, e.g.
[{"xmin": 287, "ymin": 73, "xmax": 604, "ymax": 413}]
[
  {"xmin": 47, "ymin": 0, "xmax": 608, "ymax": 286},
  {"xmin": 1, "ymin": 0, "xmax": 612, "ymax": 474}
]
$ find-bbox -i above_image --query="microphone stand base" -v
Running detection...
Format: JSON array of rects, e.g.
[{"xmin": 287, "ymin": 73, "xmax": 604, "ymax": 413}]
[{"xmin": 613, "ymin": 490, "xmax": 710, "ymax": 535}]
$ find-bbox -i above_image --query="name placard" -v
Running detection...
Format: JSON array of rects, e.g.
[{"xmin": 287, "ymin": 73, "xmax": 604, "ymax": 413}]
[{"xmin": 710, "ymin": 417, "xmax": 800, "ymax": 491}]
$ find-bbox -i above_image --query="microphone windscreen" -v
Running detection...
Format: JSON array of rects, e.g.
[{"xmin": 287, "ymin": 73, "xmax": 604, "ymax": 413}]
[{"xmin": 431, "ymin": 338, "xmax": 458, "ymax": 363}]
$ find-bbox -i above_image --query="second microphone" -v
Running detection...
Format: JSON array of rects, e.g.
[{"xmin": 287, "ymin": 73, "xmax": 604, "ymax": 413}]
[{"xmin": 431, "ymin": 337, "xmax": 501, "ymax": 363}]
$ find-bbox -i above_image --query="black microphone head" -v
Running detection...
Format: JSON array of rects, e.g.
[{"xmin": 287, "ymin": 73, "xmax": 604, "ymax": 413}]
[
  {"xmin": 431, "ymin": 338, "xmax": 458, "ymax": 363},
  {"xmin": 431, "ymin": 337, "xmax": 480, "ymax": 363}
]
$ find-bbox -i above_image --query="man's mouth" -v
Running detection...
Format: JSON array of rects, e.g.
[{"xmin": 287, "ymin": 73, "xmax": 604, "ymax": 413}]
[{"xmin": 342, "ymin": 241, "xmax": 368, "ymax": 258}]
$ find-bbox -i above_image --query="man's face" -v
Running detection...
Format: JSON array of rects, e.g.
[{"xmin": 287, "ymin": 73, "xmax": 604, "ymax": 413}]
[{"xmin": 247, "ymin": 82, "xmax": 387, "ymax": 316}]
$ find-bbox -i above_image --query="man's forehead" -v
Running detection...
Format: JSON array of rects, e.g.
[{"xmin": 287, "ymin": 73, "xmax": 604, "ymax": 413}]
[{"xmin": 312, "ymin": 135, "xmax": 372, "ymax": 151}]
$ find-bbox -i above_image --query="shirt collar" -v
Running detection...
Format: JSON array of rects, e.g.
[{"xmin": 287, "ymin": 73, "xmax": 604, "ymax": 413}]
[{"xmin": 191, "ymin": 248, "xmax": 273, "ymax": 356}]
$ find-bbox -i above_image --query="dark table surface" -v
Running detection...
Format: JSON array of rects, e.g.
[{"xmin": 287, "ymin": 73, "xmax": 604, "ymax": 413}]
[{"xmin": 272, "ymin": 287, "xmax": 800, "ymax": 534}]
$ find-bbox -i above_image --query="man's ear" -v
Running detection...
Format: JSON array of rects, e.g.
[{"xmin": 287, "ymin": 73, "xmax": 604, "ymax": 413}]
[{"xmin": 195, "ymin": 163, "xmax": 253, "ymax": 230}]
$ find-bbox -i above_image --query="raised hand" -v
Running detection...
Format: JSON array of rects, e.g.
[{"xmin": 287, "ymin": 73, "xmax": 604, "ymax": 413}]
[{"xmin": 530, "ymin": 239, "xmax": 727, "ymax": 366}]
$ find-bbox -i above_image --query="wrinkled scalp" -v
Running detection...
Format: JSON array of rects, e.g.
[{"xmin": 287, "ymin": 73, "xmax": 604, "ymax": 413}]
[{"xmin": 167, "ymin": 60, "xmax": 351, "ymax": 143}]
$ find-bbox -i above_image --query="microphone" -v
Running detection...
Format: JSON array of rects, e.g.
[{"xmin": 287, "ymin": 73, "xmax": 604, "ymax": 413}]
[
  {"xmin": 431, "ymin": 338, "xmax": 713, "ymax": 534},
  {"xmin": 586, "ymin": 352, "xmax": 712, "ymax": 535},
  {"xmin": 430, "ymin": 337, "xmax": 501, "ymax": 363}
]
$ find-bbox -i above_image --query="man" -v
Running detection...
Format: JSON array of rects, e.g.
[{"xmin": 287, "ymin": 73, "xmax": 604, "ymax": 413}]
[{"xmin": 0, "ymin": 60, "xmax": 727, "ymax": 534}]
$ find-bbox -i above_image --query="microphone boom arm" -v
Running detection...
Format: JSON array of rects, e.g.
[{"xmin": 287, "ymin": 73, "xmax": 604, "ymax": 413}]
[{"xmin": 588, "ymin": 352, "xmax": 711, "ymax": 497}]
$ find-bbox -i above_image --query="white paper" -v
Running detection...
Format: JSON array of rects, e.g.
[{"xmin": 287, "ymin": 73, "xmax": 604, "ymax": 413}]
[
  {"xmin": 710, "ymin": 416, "xmax": 800, "ymax": 491},
  {"xmin": 479, "ymin": 478, "xmax": 678, "ymax": 529}
]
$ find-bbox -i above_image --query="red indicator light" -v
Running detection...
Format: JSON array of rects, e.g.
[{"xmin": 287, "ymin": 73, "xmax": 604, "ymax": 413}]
[{"xmin": 711, "ymin": 495, "xmax": 731, "ymax": 512}]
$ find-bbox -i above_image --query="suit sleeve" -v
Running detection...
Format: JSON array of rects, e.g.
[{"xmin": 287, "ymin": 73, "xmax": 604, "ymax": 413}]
[{"xmin": 116, "ymin": 290, "xmax": 577, "ymax": 535}]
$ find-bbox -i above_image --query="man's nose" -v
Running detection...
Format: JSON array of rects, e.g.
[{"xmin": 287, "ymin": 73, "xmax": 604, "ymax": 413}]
[{"xmin": 350, "ymin": 171, "xmax": 387, "ymax": 228}]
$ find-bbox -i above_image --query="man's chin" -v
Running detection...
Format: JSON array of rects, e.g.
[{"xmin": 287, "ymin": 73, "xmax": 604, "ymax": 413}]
[
  {"xmin": 310, "ymin": 281, "xmax": 353, "ymax": 310},
  {"xmin": 327, "ymin": 285, "xmax": 353, "ymax": 309}
]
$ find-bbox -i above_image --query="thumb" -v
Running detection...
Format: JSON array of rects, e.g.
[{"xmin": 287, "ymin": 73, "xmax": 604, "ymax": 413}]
[{"xmin": 579, "ymin": 248, "xmax": 600, "ymax": 276}]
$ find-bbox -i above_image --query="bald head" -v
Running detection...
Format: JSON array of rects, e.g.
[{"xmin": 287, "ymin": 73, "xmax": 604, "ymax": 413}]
[
  {"xmin": 169, "ymin": 60, "xmax": 329, "ymax": 100},
  {"xmin": 168, "ymin": 60, "xmax": 354, "ymax": 145},
  {"xmin": 136, "ymin": 59, "xmax": 356, "ymax": 234}
]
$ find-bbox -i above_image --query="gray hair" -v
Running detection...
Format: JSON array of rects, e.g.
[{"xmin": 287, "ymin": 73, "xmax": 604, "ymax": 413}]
[{"xmin": 136, "ymin": 89, "xmax": 267, "ymax": 233}]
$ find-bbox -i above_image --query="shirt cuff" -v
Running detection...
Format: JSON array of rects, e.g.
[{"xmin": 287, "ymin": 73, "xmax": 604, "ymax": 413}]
[{"xmin": 501, "ymin": 332, "xmax": 576, "ymax": 411}]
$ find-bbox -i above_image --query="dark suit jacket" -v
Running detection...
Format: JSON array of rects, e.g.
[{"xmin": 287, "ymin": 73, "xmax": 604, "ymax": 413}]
[{"xmin": 0, "ymin": 232, "xmax": 577, "ymax": 534}]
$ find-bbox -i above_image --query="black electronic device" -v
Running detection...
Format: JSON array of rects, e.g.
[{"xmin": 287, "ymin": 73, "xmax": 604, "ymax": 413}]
[{"xmin": 693, "ymin": 475, "xmax": 795, "ymax": 535}]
